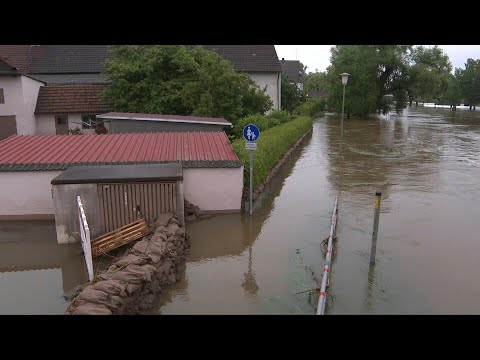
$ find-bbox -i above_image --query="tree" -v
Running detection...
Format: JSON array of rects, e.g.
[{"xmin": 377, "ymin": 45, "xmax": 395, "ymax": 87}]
[
  {"xmin": 304, "ymin": 71, "xmax": 328, "ymax": 93},
  {"xmin": 457, "ymin": 58, "xmax": 480, "ymax": 109},
  {"xmin": 102, "ymin": 45, "xmax": 273, "ymax": 124},
  {"xmin": 281, "ymin": 74, "xmax": 305, "ymax": 112},
  {"xmin": 325, "ymin": 45, "xmax": 412, "ymax": 117},
  {"xmin": 440, "ymin": 71, "xmax": 462, "ymax": 109},
  {"xmin": 406, "ymin": 46, "xmax": 452, "ymax": 105}
]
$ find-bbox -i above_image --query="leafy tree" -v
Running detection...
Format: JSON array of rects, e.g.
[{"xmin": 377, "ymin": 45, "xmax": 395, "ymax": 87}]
[
  {"xmin": 305, "ymin": 71, "xmax": 328, "ymax": 93},
  {"xmin": 325, "ymin": 45, "xmax": 412, "ymax": 117},
  {"xmin": 406, "ymin": 46, "xmax": 452, "ymax": 105},
  {"xmin": 281, "ymin": 74, "xmax": 305, "ymax": 112},
  {"xmin": 102, "ymin": 45, "xmax": 273, "ymax": 124},
  {"xmin": 457, "ymin": 58, "xmax": 480, "ymax": 108},
  {"xmin": 440, "ymin": 71, "xmax": 462, "ymax": 108}
]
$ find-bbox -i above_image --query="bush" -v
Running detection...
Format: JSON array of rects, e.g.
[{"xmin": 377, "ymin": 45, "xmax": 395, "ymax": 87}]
[
  {"xmin": 293, "ymin": 98, "xmax": 326, "ymax": 117},
  {"xmin": 269, "ymin": 109, "xmax": 292, "ymax": 124},
  {"xmin": 68, "ymin": 127, "xmax": 83, "ymax": 135},
  {"xmin": 232, "ymin": 110, "xmax": 294, "ymax": 138},
  {"xmin": 232, "ymin": 116, "xmax": 312, "ymax": 188}
]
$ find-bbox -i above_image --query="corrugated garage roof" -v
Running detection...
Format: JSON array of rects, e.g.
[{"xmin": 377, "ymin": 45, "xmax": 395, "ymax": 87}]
[{"xmin": 0, "ymin": 132, "xmax": 242, "ymax": 171}]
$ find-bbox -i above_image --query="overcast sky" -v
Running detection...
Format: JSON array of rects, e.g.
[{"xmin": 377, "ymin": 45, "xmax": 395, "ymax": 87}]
[{"xmin": 275, "ymin": 45, "xmax": 480, "ymax": 74}]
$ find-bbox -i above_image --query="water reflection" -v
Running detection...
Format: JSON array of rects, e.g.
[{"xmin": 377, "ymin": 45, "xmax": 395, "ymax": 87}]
[
  {"xmin": 241, "ymin": 217, "xmax": 259, "ymax": 296},
  {"xmin": 0, "ymin": 221, "xmax": 88, "ymax": 314},
  {"xmin": 148, "ymin": 133, "xmax": 316, "ymax": 314}
]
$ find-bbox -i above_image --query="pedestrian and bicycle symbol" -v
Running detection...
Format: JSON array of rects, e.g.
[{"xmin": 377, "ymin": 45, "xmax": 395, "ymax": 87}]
[{"xmin": 243, "ymin": 124, "xmax": 260, "ymax": 142}]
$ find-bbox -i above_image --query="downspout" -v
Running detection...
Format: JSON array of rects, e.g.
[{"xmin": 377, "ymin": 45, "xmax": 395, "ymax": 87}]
[{"xmin": 277, "ymin": 72, "xmax": 281, "ymax": 110}]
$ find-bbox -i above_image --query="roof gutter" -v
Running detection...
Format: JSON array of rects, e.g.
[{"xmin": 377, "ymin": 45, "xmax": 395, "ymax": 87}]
[{"xmin": 97, "ymin": 115, "xmax": 232, "ymax": 127}]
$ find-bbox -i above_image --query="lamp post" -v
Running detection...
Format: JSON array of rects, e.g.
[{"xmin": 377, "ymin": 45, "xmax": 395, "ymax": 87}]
[{"xmin": 340, "ymin": 72, "xmax": 350, "ymax": 150}]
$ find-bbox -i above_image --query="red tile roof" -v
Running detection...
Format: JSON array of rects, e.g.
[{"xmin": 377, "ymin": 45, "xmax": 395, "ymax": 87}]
[
  {"xmin": 35, "ymin": 84, "xmax": 111, "ymax": 114},
  {"xmin": 0, "ymin": 132, "xmax": 242, "ymax": 171},
  {"xmin": 98, "ymin": 112, "xmax": 232, "ymax": 126},
  {"xmin": 0, "ymin": 45, "xmax": 30, "ymax": 73}
]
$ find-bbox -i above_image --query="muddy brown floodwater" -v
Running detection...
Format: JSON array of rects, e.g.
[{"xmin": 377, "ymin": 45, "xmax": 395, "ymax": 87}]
[{"xmin": 2, "ymin": 106, "xmax": 480, "ymax": 314}]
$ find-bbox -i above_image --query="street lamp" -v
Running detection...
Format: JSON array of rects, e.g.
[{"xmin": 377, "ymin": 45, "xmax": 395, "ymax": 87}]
[{"xmin": 339, "ymin": 73, "xmax": 350, "ymax": 150}]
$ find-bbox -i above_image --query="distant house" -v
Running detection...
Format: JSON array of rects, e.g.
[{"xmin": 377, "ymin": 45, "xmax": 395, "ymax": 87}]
[
  {"xmin": 0, "ymin": 45, "xmax": 281, "ymax": 137},
  {"xmin": 0, "ymin": 45, "xmax": 111, "ymax": 137},
  {"xmin": 205, "ymin": 45, "xmax": 282, "ymax": 111},
  {"xmin": 98, "ymin": 112, "xmax": 232, "ymax": 133},
  {"xmin": 280, "ymin": 58, "xmax": 304, "ymax": 91},
  {"xmin": 0, "ymin": 54, "xmax": 45, "ymax": 140}
]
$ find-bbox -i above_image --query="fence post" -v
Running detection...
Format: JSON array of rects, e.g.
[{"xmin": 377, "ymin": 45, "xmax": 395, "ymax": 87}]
[{"xmin": 369, "ymin": 192, "xmax": 382, "ymax": 264}]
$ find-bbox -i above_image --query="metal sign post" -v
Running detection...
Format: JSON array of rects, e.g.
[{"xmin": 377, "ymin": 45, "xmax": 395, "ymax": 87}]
[{"xmin": 243, "ymin": 124, "xmax": 260, "ymax": 215}]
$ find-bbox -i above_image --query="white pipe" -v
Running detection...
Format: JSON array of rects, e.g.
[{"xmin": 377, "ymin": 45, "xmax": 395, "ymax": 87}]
[{"xmin": 316, "ymin": 196, "xmax": 338, "ymax": 315}]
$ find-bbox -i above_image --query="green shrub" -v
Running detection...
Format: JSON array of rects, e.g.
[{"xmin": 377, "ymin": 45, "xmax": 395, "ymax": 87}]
[
  {"xmin": 293, "ymin": 98, "xmax": 326, "ymax": 117},
  {"xmin": 232, "ymin": 116, "xmax": 312, "ymax": 188},
  {"xmin": 269, "ymin": 109, "xmax": 292, "ymax": 124},
  {"xmin": 233, "ymin": 110, "xmax": 294, "ymax": 138}
]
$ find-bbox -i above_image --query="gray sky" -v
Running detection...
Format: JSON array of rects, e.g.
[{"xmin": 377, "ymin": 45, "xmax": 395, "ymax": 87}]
[{"xmin": 275, "ymin": 45, "xmax": 480, "ymax": 73}]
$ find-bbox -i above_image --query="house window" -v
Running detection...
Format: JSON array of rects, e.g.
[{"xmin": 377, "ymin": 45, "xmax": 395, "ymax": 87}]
[
  {"xmin": 0, "ymin": 89, "xmax": 4, "ymax": 104},
  {"xmin": 56, "ymin": 116, "xmax": 68, "ymax": 125},
  {"xmin": 81, "ymin": 114, "xmax": 98, "ymax": 129}
]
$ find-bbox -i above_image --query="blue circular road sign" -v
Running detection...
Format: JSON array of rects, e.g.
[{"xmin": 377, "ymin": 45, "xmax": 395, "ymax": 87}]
[{"xmin": 243, "ymin": 124, "xmax": 260, "ymax": 142}]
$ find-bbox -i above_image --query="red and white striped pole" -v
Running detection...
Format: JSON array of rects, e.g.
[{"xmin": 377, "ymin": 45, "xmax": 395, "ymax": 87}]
[{"xmin": 317, "ymin": 196, "xmax": 338, "ymax": 315}]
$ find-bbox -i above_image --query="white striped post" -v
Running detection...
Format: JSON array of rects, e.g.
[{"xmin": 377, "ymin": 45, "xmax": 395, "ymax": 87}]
[{"xmin": 317, "ymin": 196, "xmax": 338, "ymax": 315}]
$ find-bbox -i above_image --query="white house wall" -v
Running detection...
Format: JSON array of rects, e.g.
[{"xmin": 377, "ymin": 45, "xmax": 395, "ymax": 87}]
[
  {"xmin": 0, "ymin": 75, "xmax": 43, "ymax": 135},
  {"xmin": 183, "ymin": 167, "xmax": 244, "ymax": 212},
  {"xmin": 0, "ymin": 76, "xmax": 22, "ymax": 119},
  {"xmin": 0, "ymin": 166, "xmax": 243, "ymax": 219},
  {"xmin": 247, "ymin": 72, "xmax": 281, "ymax": 111},
  {"xmin": 35, "ymin": 113, "xmax": 111, "ymax": 135},
  {"xmin": 20, "ymin": 76, "xmax": 43, "ymax": 135},
  {"xmin": 36, "ymin": 114, "xmax": 56, "ymax": 134},
  {"xmin": 0, "ymin": 171, "xmax": 62, "ymax": 219}
]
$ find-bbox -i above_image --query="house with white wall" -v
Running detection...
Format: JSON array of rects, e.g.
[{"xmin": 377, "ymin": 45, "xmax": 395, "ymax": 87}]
[
  {"xmin": 280, "ymin": 59, "xmax": 305, "ymax": 91},
  {"xmin": 0, "ymin": 56, "xmax": 45, "ymax": 140},
  {"xmin": 205, "ymin": 45, "xmax": 282, "ymax": 111},
  {"xmin": 0, "ymin": 45, "xmax": 282, "ymax": 137},
  {"xmin": 0, "ymin": 45, "xmax": 111, "ymax": 137}
]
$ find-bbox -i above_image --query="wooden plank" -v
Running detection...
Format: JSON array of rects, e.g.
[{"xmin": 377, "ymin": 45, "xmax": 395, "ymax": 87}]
[
  {"xmin": 92, "ymin": 226, "xmax": 147, "ymax": 247},
  {"xmin": 91, "ymin": 218, "xmax": 149, "ymax": 257},
  {"xmin": 92, "ymin": 222, "xmax": 147, "ymax": 246},
  {"xmin": 92, "ymin": 218, "xmax": 146, "ymax": 241},
  {"xmin": 92, "ymin": 227, "xmax": 149, "ymax": 257}
]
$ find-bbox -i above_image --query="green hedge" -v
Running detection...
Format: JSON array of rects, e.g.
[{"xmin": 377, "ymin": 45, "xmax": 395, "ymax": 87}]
[
  {"xmin": 232, "ymin": 110, "xmax": 293, "ymax": 138},
  {"xmin": 232, "ymin": 116, "xmax": 312, "ymax": 188},
  {"xmin": 293, "ymin": 98, "xmax": 326, "ymax": 117}
]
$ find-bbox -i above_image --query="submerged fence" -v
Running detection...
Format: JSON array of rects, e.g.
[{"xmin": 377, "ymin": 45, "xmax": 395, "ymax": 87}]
[{"xmin": 316, "ymin": 196, "xmax": 338, "ymax": 315}]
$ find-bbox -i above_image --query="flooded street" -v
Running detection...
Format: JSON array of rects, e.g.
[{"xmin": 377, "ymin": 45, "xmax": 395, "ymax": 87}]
[
  {"xmin": 149, "ymin": 106, "xmax": 480, "ymax": 314},
  {"xmin": 2, "ymin": 106, "xmax": 480, "ymax": 314},
  {"xmin": 0, "ymin": 221, "xmax": 86, "ymax": 314}
]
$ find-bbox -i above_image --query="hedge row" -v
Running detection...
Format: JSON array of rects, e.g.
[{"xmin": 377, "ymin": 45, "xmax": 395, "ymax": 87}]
[
  {"xmin": 293, "ymin": 98, "xmax": 326, "ymax": 117},
  {"xmin": 232, "ymin": 116, "xmax": 312, "ymax": 188},
  {"xmin": 232, "ymin": 110, "xmax": 293, "ymax": 138}
]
